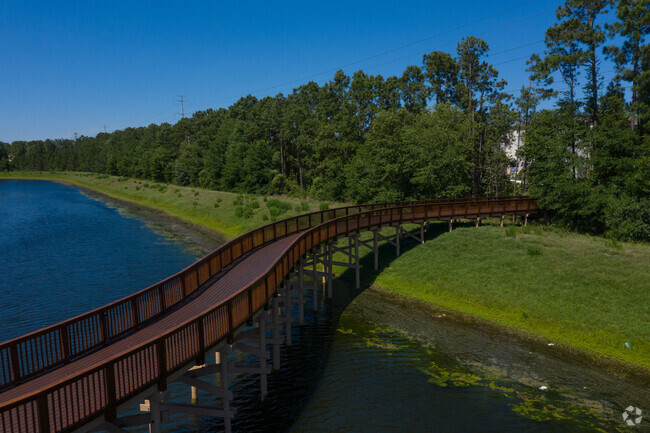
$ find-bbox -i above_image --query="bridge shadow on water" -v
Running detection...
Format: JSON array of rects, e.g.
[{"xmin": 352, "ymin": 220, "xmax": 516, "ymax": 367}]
[
  {"xmin": 118, "ymin": 220, "xmax": 630, "ymax": 433},
  {"xmin": 171, "ymin": 222, "xmax": 457, "ymax": 433}
]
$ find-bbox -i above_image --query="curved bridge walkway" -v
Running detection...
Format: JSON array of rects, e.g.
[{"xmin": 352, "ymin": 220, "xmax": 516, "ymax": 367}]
[{"xmin": 0, "ymin": 197, "xmax": 540, "ymax": 433}]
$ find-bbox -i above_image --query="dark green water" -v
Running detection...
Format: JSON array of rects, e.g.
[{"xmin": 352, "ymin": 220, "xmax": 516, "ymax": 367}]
[{"xmin": 1, "ymin": 180, "xmax": 645, "ymax": 432}]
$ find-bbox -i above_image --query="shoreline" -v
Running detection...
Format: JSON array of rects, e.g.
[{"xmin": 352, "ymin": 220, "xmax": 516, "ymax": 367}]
[
  {"xmin": 366, "ymin": 285, "xmax": 650, "ymax": 387},
  {"xmin": 2, "ymin": 173, "xmax": 648, "ymax": 382},
  {"xmin": 3, "ymin": 176, "xmax": 229, "ymax": 255}
]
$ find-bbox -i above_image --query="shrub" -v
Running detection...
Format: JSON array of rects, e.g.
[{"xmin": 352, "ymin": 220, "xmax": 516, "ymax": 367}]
[
  {"xmin": 527, "ymin": 245, "xmax": 542, "ymax": 256},
  {"xmin": 505, "ymin": 226, "xmax": 517, "ymax": 238},
  {"xmin": 262, "ymin": 214, "xmax": 269, "ymax": 221},
  {"xmin": 319, "ymin": 202, "xmax": 330, "ymax": 211},
  {"xmin": 213, "ymin": 202, "xmax": 219, "ymax": 208},
  {"xmin": 301, "ymin": 202, "xmax": 309, "ymax": 212},
  {"xmin": 269, "ymin": 207, "xmax": 284, "ymax": 219},
  {"xmin": 266, "ymin": 198, "xmax": 292, "ymax": 214},
  {"xmin": 235, "ymin": 206, "xmax": 244, "ymax": 218}
]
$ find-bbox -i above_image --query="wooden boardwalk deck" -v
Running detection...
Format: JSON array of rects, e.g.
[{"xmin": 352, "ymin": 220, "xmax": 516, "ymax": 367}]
[
  {"xmin": 0, "ymin": 232, "xmax": 301, "ymax": 405},
  {"xmin": 0, "ymin": 197, "xmax": 541, "ymax": 433}
]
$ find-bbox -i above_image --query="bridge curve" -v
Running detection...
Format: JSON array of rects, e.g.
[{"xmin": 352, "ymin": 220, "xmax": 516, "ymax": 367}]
[{"xmin": 0, "ymin": 196, "xmax": 539, "ymax": 433}]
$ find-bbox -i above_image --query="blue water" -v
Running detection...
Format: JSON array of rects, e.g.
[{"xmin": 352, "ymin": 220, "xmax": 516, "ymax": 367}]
[{"xmin": 0, "ymin": 180, "xmax": 198, "ymax": 341}]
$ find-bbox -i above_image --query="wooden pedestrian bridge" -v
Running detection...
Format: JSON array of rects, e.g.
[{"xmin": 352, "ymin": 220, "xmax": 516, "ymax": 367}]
[{"xmin": 0, "ymin": 196, "xmax": 540, "ymax": 433}]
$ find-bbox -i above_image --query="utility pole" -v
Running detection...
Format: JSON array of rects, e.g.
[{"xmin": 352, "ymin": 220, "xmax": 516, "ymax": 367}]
[
  {"xmin": 74, "ymin": 132, "xmax": 78, "ymax": 141},
  {"xmin": 103, "ymin": 125, "xmax": 107, "ymax": 133},
  {"xmin": 176, "ymin": 95, "xmax": 188, "ymax": 119}
]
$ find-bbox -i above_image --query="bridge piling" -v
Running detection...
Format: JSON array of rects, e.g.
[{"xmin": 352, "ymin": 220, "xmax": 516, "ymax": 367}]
[
  {"xmin": 353, "ymin": 234, "xmax": 360, "ymax": 289},
  {"xmin": 312, "ymin": 248, "xmax": 319, "ymax": 308},
  {"xmin": 220, "ymin": 346, "xmax": 233, "ymax": 433},
  {"xmin": 298, "ymin": 259, "xmax": 305, "ymax": 323},
  {"xmin": 396, "ymin": 225, "xmax": 401, "ymax": 256},
  {"xmin": 271, "ymin": 294, "xmax": 281, "ymax": 370},
  {"xmin": 449, "ymin": 218, "xmax": 454, "ymax": 232},
  {"xmin": 372, "ymin": 230, "xmax": 379, "ymax": 271}
]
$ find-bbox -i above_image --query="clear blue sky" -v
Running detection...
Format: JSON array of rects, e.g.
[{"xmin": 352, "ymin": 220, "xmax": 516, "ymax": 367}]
[{"xmin": 0, "ymin": 0, "xmax": 619, "ymax": 142}]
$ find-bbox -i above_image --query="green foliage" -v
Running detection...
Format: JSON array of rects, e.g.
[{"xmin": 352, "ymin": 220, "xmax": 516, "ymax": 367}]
[
  {"xmin": 319, "ymin": 202, "xmax": 330, "ymax": 211},
  {"xmin": 300, "ymin": 202, "xmax": 309, "ymax": 212},
  {"xmin": 266, "ymin": 198, "xmax": 291, "ymax": 211},
  {"xmin": 526, "ymin": 245, "xmax": 542, "ymax": 256}
]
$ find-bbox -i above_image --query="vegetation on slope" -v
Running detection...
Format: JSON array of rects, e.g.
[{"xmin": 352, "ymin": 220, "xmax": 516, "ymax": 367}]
[
  {"xmin": 0, "ymin": 172, "xmax": 333, "ymax": 238},
  {"xmin": 365, "ymin": 224, "xmax": 650, "ymax": 370}
]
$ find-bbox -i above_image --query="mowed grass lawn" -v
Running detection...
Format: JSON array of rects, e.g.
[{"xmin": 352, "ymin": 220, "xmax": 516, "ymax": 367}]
[
  {"xmin": 0, "ymin": 171, "xmax": 336, "ymax": 238},
  {"xmin": 371, "ymin": 224, "xmax": 650, "ymax": 370}
]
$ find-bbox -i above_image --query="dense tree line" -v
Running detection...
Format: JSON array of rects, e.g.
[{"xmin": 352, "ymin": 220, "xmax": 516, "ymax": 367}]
[{"xmin": 1, "ymin": 0, "xmax": 648, "ymax": 240}]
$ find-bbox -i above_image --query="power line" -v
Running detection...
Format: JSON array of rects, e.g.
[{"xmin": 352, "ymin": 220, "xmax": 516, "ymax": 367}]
[{"xmin": 191, "ymin": 0, "xmax": 550, "ymax": 108}]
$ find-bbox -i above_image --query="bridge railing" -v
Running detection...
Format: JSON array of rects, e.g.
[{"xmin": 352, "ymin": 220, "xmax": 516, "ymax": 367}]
[
  {"xmin": 0, "ymin": 197, "xmax": 539, "ymax": 433},
  {"xmin": 0, "ymin": 195, "xmax": 525, "ymax": 392}
]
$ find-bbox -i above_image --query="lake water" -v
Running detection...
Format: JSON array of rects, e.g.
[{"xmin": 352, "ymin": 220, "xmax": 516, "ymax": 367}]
[
  {"xmin": 0, "ymin": 180, "xmax": 199, "ymax": 341},
  {"xmin": 0, "ymin": 179, "xmax": 641, "ymax": 432}
]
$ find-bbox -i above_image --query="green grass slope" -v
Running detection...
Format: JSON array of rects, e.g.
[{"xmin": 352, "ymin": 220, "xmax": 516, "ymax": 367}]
[
  {"xmin": 371, "ymin": 224, "xmax": 649, "ymax": 370},
  {"xmin": 0, "ymin": 171, "xmax": 335, "ymax": 238}
]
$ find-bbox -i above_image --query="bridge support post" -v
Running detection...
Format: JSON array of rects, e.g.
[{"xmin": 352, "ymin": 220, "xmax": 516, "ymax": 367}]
[
  {"xmin": 400, "ymin": 222, "xmax": 425, "ymax": 245},
  {"xmin": 449, "ymin": 218, "xmax": 454, "ymax": 232},
  {"xmin": 279, "ymin": 283, "xmax": 292, "ymax": 346},
  {"xmin": 524, "ymin": 213, "xmax": 529, "ymax": 226},
  {"xmin": 220, "ymin": 346, "xmax": 233, "ymax": 433},
  {"xmin": 140, "ymin": 391, "xmax": 169, "ymax": 433},
  {"xmin": 475, "ymin": 217, "xmax": 480, "ymax": 228},
  {"xmin": 500, "ymin": 214, "xmax": 505, "ymax": 227},
  {"xmin": 373, "ymin": 230, "xmax": 379, "ymax": 271},
  {"xmin": 191, "ymin": 383, "xmax": 199, "ymax": 405},
  {"xmin": 298, "ymin": 259, "xmax": 305, "ymax": 323},
  {"xmin": 396, "ymin": 225, "xmax": 400, "ymax": 257},
  {"xmin": 348, "ymin": 233, "xmax": 360, "ymax": 289},
  {"xmin": 259, "ymin": 315, "xmax": 268, "ymax": 399},
  {"xmin": 229, "ymin": 314, "xmax": 272, "ymax": 401},
  {"xmin": 327, "ymin": 241, "xmax": 333, "ymax": 299},
  {"xmin": 312, "ymin": 248, "xmax": 319, "ymax": 309},
  {"xmin": 271, "ymin": 294, "xmax": 281, "ymax": 370}
]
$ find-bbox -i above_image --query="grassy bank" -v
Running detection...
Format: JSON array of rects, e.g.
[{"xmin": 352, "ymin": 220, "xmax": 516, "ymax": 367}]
[
  {"xmin": 0, "ymin": 171, "xmax": 335, "ymax": 238},
  {"xmin": 362, "ymin": 224, "xmax": 649, "ymax": 371}
]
